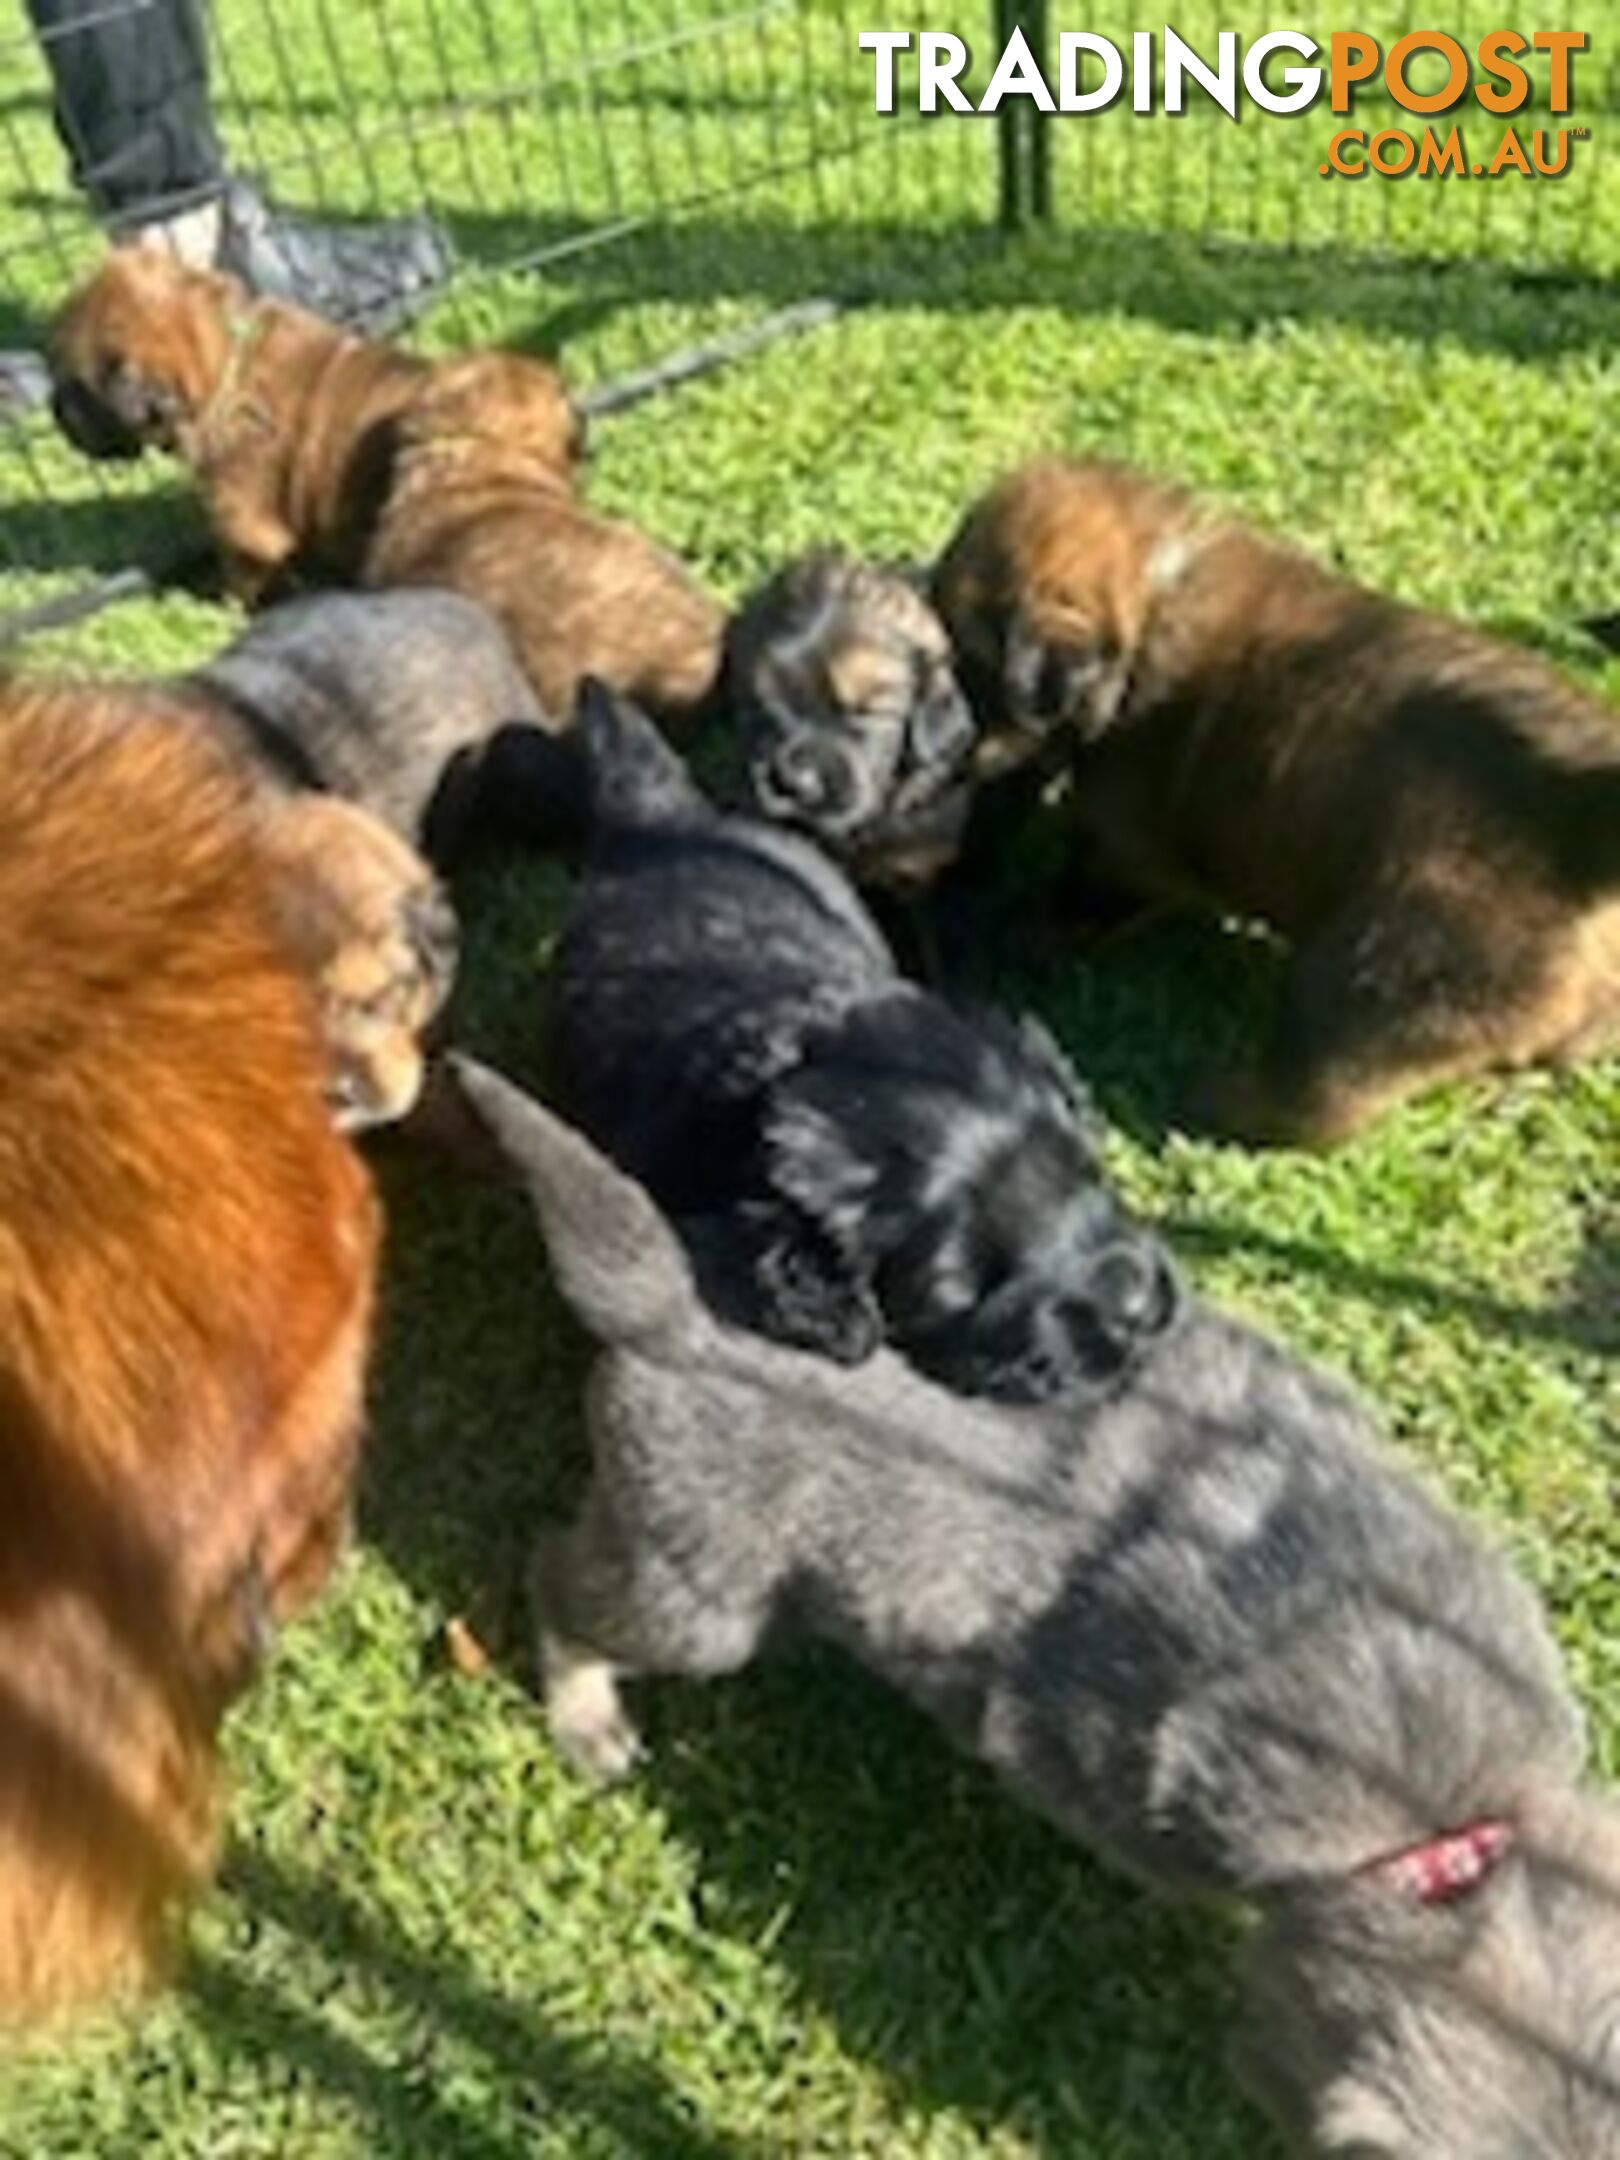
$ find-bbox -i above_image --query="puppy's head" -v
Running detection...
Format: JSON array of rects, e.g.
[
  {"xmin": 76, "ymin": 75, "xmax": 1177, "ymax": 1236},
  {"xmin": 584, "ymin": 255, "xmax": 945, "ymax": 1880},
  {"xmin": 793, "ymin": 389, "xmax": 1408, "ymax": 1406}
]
[
  {"xmin": 252, "ymin": 793, "xmax": 458, "ymax": 1130},
  {"xmin": 49, "ymin": 249, "xmax": 248, "ymax": 460},
  {"xmin": 1238, "ymin": 1788, "xmax": 1620, "ymax": 2158},
  {"xmin": 933, "ymin": 458, "xmax": 1194, "ymax": 769},
  {"xmin": 400, "ymin": 348, "xmax": 585, "ymax": 478},
  {"xmin": 727, "ymin": 552, "xmax": 976, "ymax": 890},
  {"xmin": 768, "ymin": 997, "xmax": 1180, "ymax": 1405}
]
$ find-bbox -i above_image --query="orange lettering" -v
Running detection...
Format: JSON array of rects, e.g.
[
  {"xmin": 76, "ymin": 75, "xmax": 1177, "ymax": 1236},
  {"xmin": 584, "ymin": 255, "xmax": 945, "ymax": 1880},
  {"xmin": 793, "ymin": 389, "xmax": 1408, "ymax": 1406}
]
[
  {"xmin": 1330, "ymin": 32, "xmax": 1381, "ymax": 113},
  {"xmin": 1476, "ymin": 30, "xmax": 1530, "ymax": 114}
]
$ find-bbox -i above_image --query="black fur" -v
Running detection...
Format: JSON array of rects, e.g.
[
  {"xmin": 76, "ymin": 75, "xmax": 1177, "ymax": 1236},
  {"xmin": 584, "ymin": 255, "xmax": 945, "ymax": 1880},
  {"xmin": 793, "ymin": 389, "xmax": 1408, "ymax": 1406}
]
[{"xmin": 551, "ymin": 680, "xmax": 1180, "ymax": 1402}]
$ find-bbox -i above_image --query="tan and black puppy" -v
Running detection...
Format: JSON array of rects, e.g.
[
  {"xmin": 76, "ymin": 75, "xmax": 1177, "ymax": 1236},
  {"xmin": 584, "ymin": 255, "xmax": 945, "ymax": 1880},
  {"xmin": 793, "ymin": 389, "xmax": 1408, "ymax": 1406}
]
[
  {"xmin": 0, "ymin": 682, "xmax": 379, "ymax": 2023},
  {"xmin": 934, "ymin": 457, "xmax": 1620, "ymax": 1146},
  {"xmin": 364, "ymin": 351, "xmax": 723, "ymax": 730},
  {"xmin": 725, "ymin": 551, "xmax": 977, "ymax": 894},
  {"xmin": 49, "ymin": 249, "xmax": 429, "ymax": 602}
]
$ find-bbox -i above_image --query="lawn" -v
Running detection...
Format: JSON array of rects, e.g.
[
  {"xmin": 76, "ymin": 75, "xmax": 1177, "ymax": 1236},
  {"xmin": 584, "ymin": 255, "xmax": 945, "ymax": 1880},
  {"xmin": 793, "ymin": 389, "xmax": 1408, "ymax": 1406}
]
[{"xmin": 0, "ymin": 2, "xmax": 1616, "ymax": 2154}]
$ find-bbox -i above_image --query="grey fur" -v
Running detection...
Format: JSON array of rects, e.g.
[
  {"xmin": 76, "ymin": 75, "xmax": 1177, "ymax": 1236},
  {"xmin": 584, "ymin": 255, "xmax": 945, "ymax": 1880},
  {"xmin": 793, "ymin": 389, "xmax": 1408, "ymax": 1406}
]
[
  {"xmin": 184, "ymin": 588, "xmax": 583, "ymax": 864},
  {"xmin": 456, "ymin": 1055, "xmax": 1620, "ymax": 2160}
]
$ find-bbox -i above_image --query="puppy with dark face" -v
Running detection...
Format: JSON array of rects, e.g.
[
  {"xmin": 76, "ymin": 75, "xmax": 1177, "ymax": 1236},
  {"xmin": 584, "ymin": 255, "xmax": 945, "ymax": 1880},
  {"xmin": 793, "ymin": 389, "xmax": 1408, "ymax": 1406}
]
[
  {"xmin": 935, "ymin": 457, "xmax": 1620, "ymax": 1145},
  {"xmin": 50, "ymin": 250, "xmax": 432, "ymax": 603},
  {"xmin": 183, "ymin": 588, "xmax": 584, "ymax": 865},
  {"xmin": 363, "ymin": 352, "xmax": 722, "ymax": 731},
  {"xmin": 725, "ymin": 552, "xmax": 977, "ymax": 893},
  {"xmin": 550, "ymin": 680, "xmax": 1177, "ymax": 1401},
  {"xmin": 0, "ymin": 682, "xmax": 378, "ymax": 2022}
]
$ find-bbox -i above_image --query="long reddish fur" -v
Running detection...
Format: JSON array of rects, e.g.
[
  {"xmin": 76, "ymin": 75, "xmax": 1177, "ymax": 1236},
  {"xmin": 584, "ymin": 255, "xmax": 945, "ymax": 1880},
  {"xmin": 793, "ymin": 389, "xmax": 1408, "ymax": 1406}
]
[{"xmin": 0, "ymin": 682, "xmax": 379, "ymax": 2023}]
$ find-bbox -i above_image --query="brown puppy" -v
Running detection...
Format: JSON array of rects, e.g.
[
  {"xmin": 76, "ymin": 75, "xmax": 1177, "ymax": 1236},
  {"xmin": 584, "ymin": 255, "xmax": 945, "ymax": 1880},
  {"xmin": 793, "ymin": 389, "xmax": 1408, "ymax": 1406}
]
[
  {"xmin": 934, "ymin": 457, "xmax": 1620, "ymax": 1144},
  {"xmin": 49, "ymin": 249, "xmax": 429, "ymax": 602},
  {"xmin": 364, "ymin": 351, "xmax": 724, "ymax": 729},
  {"xmin": 0, "ymin": 682, "xmax": 379, "ymax": 2022}
]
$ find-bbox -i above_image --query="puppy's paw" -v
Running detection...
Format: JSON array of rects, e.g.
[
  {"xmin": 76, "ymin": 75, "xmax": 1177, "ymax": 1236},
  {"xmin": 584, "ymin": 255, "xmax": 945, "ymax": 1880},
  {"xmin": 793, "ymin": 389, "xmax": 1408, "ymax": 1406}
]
[
  {"xmin": 255, "ymin": 794, "xmax": 457, "ymax": 1129},
  {"xmin": 541, "ymin": 1637, "xmax": 645, "ymax": 1785}
]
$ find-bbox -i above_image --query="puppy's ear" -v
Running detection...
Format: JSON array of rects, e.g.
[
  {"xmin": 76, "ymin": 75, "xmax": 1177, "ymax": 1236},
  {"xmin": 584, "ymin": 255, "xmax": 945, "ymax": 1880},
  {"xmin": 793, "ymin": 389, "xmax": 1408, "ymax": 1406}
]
[
  {"xmin": 762, "ymin": 1070, "xmax": 882, "ymax": 1254},
  {"xmin": 907, "ymin": 655, "xmax": 976, "ymax": 772},
  {"xmin": 575, "ymin": 677, "xmax": 707, "ymax": 827}
]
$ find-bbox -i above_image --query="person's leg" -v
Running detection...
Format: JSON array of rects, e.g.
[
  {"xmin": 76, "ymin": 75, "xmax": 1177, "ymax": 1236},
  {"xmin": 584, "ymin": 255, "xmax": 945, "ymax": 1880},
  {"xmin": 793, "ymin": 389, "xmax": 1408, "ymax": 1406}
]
[
  {"xmin": 27, "ymin": 0, "xmax": 223, "ymax": 244},
  {"xmin": 24, "ymin": 0, "xmax": 450, "ymax": 328}
]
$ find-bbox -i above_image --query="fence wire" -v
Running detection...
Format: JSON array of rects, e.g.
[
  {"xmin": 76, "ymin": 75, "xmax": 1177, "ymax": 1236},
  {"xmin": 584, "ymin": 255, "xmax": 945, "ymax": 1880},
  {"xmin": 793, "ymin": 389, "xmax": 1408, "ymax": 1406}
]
[{"xmin": 0, "ymin": 0, "xmax": 1611, "ymax": 620}]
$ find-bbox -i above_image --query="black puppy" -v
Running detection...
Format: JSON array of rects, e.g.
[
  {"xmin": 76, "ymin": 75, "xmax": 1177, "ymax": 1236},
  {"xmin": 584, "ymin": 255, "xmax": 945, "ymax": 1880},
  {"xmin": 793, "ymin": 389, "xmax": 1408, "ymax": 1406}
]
[
  {"xmin": 183, "ymin": 588, "xmax": 585, "ymax": 867},
  {"xmin": 551, "ymin": 680, "xmax": 1178, "ymax": 1402},
  {"xmin": 724, "ymin": 552, "xmax": 978, "ymax": 896}
]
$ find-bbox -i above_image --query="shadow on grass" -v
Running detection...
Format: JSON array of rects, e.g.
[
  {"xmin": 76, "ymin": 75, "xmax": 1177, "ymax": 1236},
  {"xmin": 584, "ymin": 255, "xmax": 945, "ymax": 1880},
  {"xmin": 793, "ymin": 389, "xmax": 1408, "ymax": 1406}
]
[{"xmin": 192, "ymin": 1854, "xmax": 753, "ymax": 2159}]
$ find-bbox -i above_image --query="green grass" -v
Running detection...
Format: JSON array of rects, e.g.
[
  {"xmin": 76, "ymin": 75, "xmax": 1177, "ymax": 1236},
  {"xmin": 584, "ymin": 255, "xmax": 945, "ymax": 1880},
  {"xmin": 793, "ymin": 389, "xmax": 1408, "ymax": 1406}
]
[{"xmin": 0, "ymin": 1, "xmax": 1616, "ymax": 2153}]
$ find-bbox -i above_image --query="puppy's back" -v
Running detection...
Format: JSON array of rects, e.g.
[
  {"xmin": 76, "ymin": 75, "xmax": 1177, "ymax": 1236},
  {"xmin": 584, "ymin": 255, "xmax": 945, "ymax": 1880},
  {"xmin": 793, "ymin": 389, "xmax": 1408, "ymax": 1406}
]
[
  {"xmin": 554, "ymin": 689, "xmax": 895, "ymax": 1198},
  {"xmin": 189, "ymin": 589, "xmax": 564, "ymax": 854},
  {"xmin": 0, "ymin": 683, "xmax": 376, "ymax": 2017}
]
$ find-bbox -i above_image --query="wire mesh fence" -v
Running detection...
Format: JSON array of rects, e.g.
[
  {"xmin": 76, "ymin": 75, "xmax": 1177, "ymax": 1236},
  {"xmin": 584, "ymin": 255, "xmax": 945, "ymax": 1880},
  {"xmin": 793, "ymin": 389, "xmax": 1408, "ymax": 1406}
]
[{"xmin": 0, "ymin": 0, "xmax": 1611, "ymax": 627}]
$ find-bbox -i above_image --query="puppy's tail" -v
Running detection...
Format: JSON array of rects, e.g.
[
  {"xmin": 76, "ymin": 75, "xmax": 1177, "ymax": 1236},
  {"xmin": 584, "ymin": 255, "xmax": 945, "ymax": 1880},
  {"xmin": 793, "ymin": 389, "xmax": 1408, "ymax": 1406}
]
[
  {"xmin": 575, "ymin": 675, "xmax": 708, "ymax": 831},
  {"xmin": 450, "ymin": 1055, "xmax": 705, "ymax": 1356}
]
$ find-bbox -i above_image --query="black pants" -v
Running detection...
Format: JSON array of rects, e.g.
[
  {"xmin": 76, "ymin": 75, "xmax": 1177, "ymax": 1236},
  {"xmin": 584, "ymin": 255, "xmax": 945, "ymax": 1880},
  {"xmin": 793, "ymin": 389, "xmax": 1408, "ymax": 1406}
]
[{"xmin": 27, "ymin": 0, "xmax": 222, "ymax": 227}]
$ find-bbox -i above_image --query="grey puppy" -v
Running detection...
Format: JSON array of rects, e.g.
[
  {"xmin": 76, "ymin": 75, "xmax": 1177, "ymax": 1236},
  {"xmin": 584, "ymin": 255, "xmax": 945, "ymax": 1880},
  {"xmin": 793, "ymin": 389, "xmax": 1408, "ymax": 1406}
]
[
  {"xmin": 182, "ymin": 587, "xmax": 584, "ymax": 866},
  {"xmin": 456, "ymin": 1054, "xmax": 1620, "ymax": 2160}
]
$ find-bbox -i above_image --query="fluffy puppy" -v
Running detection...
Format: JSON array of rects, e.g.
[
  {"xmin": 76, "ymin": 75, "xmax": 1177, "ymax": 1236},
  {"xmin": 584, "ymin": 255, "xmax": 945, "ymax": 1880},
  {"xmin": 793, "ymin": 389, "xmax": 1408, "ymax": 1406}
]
[
  {"xmin": 550, "ymin": 681, "xmax": 1176, "ymax": 1402},
  {"xmin": 49, "ymin": 249, "xmax": 430, "ymax": 603},
  {"xmin": 363, "ymin": 352, "xmax": 724, "ymax": 729},
  {"xmin": 457, "ymin": 1060, "xmax": 1620, "ymax": 2160},
  {"xmin": 724, "ymin": 551, "xmax": 977, "ymax": 894},
  {"xmin": 183, "ymin": 588, "xmax": 584, "ymax": 865},
  {"xmin": 933, "ymin": 457, "xmax": 1620, "ymax": 1145},
  {"xmin": 0, "ymin": 683, "xmax": 379, "ymax": 2023}
]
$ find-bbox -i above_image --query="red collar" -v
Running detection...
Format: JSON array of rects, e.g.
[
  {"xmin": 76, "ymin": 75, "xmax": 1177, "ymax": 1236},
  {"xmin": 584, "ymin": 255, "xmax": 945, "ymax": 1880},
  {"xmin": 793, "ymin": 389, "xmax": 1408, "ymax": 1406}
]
[{"xmin": 1357, "ymin": 1818, "xmax": 1515, "ymax": 1905}]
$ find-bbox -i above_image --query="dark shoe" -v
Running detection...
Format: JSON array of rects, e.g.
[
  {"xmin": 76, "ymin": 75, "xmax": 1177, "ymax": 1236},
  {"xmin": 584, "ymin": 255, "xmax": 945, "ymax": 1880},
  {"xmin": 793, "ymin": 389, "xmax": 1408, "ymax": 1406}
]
[{"xmin": 215, "ymin": 177, "xmax": 451, "ymax": 329}]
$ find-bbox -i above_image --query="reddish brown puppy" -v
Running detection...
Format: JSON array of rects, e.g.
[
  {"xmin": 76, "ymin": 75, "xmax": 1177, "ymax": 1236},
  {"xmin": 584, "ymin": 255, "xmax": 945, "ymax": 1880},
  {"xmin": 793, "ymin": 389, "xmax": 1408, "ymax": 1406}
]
[
  {"xmin": 0, "ymin": 683, "xmax": 380, "ymax": 2021},
  {"xmin": 364, "ymin": 351, "xmax": 724, "ymax": 730},
  {"xmin": 934, "ymin": 457, "xmax": 1620, "ymax": 1144}
]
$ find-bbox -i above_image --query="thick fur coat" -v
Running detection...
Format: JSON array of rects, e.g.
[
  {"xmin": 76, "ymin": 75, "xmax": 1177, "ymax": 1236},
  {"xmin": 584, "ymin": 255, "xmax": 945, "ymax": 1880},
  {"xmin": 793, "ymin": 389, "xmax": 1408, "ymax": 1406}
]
[
  {"xmin": 459, "ymin": 1060, "xmax": 1620, "ymax": 2160},
  {"xmin": 933, "ymin": 457, "xmax": 1620, "ymax": 1144},
  {"xmin": 0, "ymin": 684, "xmax": 379, "ymax": 2021},
  {"xmin": 551, "ymin": 683, "xmax": 1176, "ymax": 1402}
]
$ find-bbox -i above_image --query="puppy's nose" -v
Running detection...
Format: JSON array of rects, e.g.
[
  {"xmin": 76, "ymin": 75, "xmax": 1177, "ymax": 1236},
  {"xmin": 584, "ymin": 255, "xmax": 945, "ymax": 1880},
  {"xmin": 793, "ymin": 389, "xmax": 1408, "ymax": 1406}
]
[
  {"xmin": 1088, "ymin": 1242, "xmax": 1178, "ymax": 1342},
  {"xmin": 760, "ymin": 735, "xmax": 855, "ymax": 821}
]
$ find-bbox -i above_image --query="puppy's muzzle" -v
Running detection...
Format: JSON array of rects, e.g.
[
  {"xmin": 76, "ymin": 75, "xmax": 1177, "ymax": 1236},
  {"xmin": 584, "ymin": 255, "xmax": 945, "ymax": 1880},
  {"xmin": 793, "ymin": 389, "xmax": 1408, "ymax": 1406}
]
[
  {"xmin": 754, "ymin": 735, "xmax": 861, "ymax": 831},
  {"xmin": 1080, "ymin": 1240, "xmax": 1180, "ymax": 1352},
  {"xmin": 50, "ymin": 377, "xmax": 145, "ymax": 461}
]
